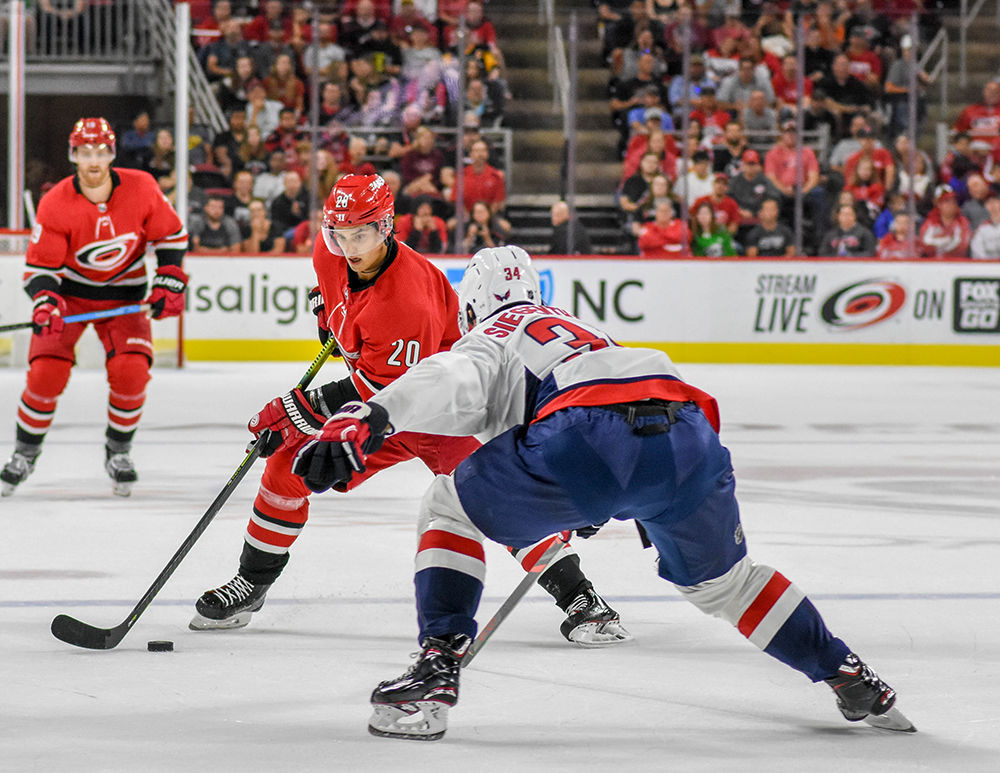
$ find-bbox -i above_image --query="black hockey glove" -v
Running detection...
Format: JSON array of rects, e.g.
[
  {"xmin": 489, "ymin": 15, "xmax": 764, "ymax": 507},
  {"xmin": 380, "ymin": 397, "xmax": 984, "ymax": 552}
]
[
  {"xmin": 292, "ymin": 401, "xmax": 390, "ymax": 492},
  {"xmin": 309, "ymin": 286, "xmax": 338, "ymax": 353}
]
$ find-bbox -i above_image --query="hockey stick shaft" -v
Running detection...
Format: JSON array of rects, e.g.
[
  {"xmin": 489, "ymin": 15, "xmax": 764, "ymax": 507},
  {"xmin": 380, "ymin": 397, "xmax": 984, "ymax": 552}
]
[
  {"xmin": 50, "ymin": 336, "xmax": 340, "ymax": 650},
  {"xmin": 462, "ymin": 533, "xmax": 569, "ymax": 668},
  {"xmin": 0, "ymin": 303, "xmax": 150, "ymax": 333}
]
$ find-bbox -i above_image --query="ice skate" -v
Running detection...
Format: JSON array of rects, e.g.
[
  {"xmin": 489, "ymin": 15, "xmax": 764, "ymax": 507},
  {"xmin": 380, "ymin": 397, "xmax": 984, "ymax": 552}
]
[
  {"xmin": 189, "ymin": 574, "xmax": 271, "ymax": 631},
  {"xmin": 105, "ymin": 444, "xmax": 137, "ymax": 497},
  {"xmin": 1, "ymin": 446, "xmax": 40, "ymax": 497},
  {"xmin": 825, "ymin": 653, "xmax": 915, "ymax": 731},
  {"xmin": 368, "ymin": 634, "xmax": 469, "ymax": 741},
  {"xmin": 559, "ymin": 588, "xmax": 633, "ymax": 647}
]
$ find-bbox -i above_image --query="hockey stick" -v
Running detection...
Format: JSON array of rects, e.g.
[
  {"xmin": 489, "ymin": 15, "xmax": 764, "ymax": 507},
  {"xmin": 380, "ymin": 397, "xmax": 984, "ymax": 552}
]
[
  {"xmin": 0, "ymin": 303, "xmax": 150, "ymax": 334},
  {"xmin": 50, "ymin": 335, "xmax": 340, "ymax": 650},
  {"xmin": 462, "ymin": 533, "xmax": 569, "ymax": 668}
]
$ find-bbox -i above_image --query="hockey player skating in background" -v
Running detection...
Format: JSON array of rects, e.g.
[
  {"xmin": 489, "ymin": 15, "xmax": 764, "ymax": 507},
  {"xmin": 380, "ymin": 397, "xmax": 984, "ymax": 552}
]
[
  {"xmin": 0, "ymin": 118, "xmax": 188, "ymax": 498},
  {"xmin": 292, "ymin": 246, "xmax": 913, "ymax": 741},
  {"xmin": 191, "ymin": 174, "xmax": 631, "ymax": 647}
]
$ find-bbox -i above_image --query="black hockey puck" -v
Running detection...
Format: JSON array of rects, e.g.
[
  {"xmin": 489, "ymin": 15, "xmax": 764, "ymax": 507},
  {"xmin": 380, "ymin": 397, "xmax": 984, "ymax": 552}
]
[{"xmin": 147, "ymin": 640, "xmax": 174, "ymax": 652}]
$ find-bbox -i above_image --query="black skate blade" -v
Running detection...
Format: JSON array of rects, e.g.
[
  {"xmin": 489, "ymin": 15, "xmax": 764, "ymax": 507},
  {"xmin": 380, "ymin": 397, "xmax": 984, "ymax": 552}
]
[
  {"xmin": 51, "ymin": 614, "xmax": 126, "ymax": 650},
  {"xmin": 863, "ymin": 707, "xmax": 917, "ymax": 733}
]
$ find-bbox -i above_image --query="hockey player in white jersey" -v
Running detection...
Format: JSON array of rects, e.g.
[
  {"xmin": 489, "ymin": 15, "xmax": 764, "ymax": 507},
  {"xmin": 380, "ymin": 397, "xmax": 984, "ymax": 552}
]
[{"xmin": 292, "ymin": 246, "xmax": 912, "ymax": 741}]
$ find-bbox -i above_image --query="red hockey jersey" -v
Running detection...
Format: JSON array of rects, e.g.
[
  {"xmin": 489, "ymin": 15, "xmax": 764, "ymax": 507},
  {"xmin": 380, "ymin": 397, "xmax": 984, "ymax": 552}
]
[
  {"xmin": 314, "ymin": 238, "xmax": 461, "ymax": 400},
  {"xmin": 24, "ymin": 168, "xmax": 187, "ymax": 302}
]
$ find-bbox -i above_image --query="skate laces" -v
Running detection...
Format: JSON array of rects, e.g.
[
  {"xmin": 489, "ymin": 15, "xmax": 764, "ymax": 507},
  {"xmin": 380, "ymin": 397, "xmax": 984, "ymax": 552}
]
[
  {"xmin": 209, "ymin": 575, "xmax": 257, "ymax": 606},
  {"xmin": 566, "ymin": 589, "xmax": 607, "ymax": 617},
  {"xmin": 836, "ymin": 654, "xmax": 889, "ymax": 691}
]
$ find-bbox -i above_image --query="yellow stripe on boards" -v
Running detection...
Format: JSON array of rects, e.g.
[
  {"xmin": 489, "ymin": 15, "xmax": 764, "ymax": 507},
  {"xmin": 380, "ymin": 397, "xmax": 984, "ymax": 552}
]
[{"xmin": 184, "ymin": 340, "xmax": 324, "ymax": 361}]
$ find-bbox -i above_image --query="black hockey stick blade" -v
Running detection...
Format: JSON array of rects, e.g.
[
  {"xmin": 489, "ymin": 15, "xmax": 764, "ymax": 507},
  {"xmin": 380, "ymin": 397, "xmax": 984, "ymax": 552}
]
[
  {"xmin": 49, "ymin": 337, "xmax": 339, "ymax": 650},
  {"xmin": 51, "ymin": 614, "xmax": 129, "ymax": 650},
  {"xmin": 462, "ymin": 534, "xmax": 568, "ymax": 668}
]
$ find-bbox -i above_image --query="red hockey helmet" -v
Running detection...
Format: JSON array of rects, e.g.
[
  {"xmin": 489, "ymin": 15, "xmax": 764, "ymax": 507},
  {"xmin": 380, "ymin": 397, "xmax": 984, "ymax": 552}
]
[
  {"xmin": 321, "ymin": 173, "xmax": 395, "ymax": 254},
  {"xmin": 68, "ymin": 117, "xmax": 116, "ymax": 161}
]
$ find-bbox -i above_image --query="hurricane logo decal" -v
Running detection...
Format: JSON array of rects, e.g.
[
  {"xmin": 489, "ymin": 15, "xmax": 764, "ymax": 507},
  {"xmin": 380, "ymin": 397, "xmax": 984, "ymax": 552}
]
[{"xmin": 820, "ymin": 279, "xmax": 906, "ymax": 330}]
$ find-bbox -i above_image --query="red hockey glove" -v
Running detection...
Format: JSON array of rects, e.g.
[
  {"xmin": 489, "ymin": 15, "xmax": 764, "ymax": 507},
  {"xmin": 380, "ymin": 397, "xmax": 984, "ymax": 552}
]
[
  {"xmin": 31, "ymin": 291, "xmax": 67, "ymax": 337},
  {"xmin": 292, "ymin": 401, "xmax": 390, "ymax": 492},
  {"xmin": 145, "ymin": 265, "xmax": 189, "ymax": 319},
  {"xmin": 249, "ymin": 388, "xmax": 327, "ymax": 458}
]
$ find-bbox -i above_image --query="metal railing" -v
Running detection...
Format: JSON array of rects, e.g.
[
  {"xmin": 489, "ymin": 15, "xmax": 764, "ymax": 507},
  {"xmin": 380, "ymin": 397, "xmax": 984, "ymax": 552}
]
[
  {"xmin": 142, "ymin": 0, "xmax": 226, "ymax": 135},
  {"xmin": 959, "ymin": 0, "xmax": 1000, "ymax": 88},
  {"xmin": 1, "ymin": 0, "xmax": 147, "ymax": 60}
]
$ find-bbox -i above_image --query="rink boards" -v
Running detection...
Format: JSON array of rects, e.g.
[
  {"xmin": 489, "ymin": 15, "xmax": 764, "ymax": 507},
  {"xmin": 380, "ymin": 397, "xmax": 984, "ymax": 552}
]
[{"xmin": 1, "ymin": 248, "xmax": 998, "ymax": 366}]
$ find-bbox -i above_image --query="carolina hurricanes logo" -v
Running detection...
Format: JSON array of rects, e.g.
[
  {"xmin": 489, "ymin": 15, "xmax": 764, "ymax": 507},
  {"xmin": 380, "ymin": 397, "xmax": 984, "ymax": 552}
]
[
  {"xmin": 820, "ymin": 279, "xmax": 906, "ymax": 331},
  {"xmin": 75, "ymin": 233, "xmax": 141, "ymax": 272}
]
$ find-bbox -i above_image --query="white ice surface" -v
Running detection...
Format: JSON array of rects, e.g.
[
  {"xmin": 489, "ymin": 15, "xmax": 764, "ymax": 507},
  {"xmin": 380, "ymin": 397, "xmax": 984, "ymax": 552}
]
[{"xmin": 1, "ymin": 360, "xmax": 998, "ymax": 772}]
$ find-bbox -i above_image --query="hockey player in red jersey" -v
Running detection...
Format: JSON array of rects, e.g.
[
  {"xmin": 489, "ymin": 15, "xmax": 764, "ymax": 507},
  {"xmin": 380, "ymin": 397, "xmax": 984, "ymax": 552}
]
[
  {"xmin": 291, "ymin": 246, "xmax": 912, "ymax": 740},
  {"xmin": 0, "ymin": 118, "xmax": 188, "ymax": 498},
  {"xmin": 191, "ymin": 174, "xmax": 631, "ymax": 647}
]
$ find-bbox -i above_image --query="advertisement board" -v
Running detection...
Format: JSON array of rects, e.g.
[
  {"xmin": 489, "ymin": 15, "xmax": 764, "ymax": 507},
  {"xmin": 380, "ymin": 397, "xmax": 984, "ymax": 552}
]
[{"xmin": 1, "ymin": 251, "xmax": 997, "ymax": 366}]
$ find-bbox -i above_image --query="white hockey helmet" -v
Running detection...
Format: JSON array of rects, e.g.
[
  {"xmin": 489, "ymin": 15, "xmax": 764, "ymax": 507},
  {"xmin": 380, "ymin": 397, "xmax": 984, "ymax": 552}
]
[{"xmin": 456, "ymin": 246, "xmax": 541, "ymax": 334}]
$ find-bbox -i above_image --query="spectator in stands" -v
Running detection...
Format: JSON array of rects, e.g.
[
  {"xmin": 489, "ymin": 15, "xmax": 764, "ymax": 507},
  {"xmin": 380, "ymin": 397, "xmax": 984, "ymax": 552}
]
[
  {"xmin": 884, "ymin": 35, "xmax": 931, "ymax": 139},
  {"xmin": 252, "ymin": 19, "xmax": 298, "ymax": 81},
  {"xmin": 845, "ymin": 156, "xmax": 886, "ymax": 227},
  {"xmin": 627, "ymin": 90, "xmax": 673, "ymax": 137},
  {"xmin": 147, "ymin": 128, "xmax": 176, "ymax": 180},
  {"xmin": 609, "ymin": 52, "xmax": 666, "ymax": 156},
  {"xmin": 465, "ymin": 75, "xmax": 505, "ymax": 127},
  {"xmin": 844, "ymin": 29, "xmax": 882, "ymax": 94},
  {"xmin": 265, "ymin": 108, "xmax": 306, "ymax": 158},
  {"xmin": 217, "ymin": 55, "xmax": 259, "ymax": 115},
  {"xmin": 764, "ymin": 121, "xmax": 826, "ymax": 234},
  {"xmin": 635, "ymin": 201, "xmax": 689, "ymax": 258},
  {"xmin": 772, "ymin": 54, "xmax": 813, "ymax": 114},
  {"xmin": 461, "ymin": 200, "xmax": 510, "ymax": 252},
  {"xmin": 455, "ymin": 138, "xmax": 506, "ymax": 217},
  {"xmin": 341, "ymin": 135, "xmax": 373, "ymax": 176},
  {"xmin": 742, "ymin": 89, "xmax": 778, "ymax": 135},
  {"xmin": 192, "ymin": 0, "xmax": 233, "ymax": 50},
  {"xmin": 663, "ymin": 4, "xmax": 711, "ymax": 69},
  {"xmin": 245, "ymin": 81, "xmax": 282, "ymax": 139},
  {"xmin": 359, "ymin": 19, "xmax": 404, "ymax": 77},
  {"xmin": 803, "ymin": 25, "xmax": 835, "ymax": 83},
  {"xmin": 690, "ymin": 201, "xmax": 737, "ymax": 257},
  {"xmin": 238, "ymin": 125, "xmax": 270, "ymax": 177},
  {"xmin": 712, "ymin": 121, "xmax": 749, "ymax": 177},
  {"xmin": 436, "ymin": 0, "xmax": 469, "ymax": 53},
  {"xmin": 714, "ymin": 9, "xmax": 751, "ymax": 51},
  {"xmin": 802, "ymin": 88, "xmax": 838, "ymax": 142},
  {"xmin": 606, "ymin": 0, "xmax": 665, "ymax": 73},
  {"xmin": 970, "ymin": 195, "xmax": 1000, "ymax": 258},
  {"xmin": 953, "ymin": 81, "xmax": 1000, "ymax": 153},
  {"xmin": 269, "ymin": 170, "xmax": 309, "ymax": 234},
  {"xmin": 828, "ymin": 115, "xmax": 874, "ymax": 180},
  {"xmin": 962, "ymin": 174, "xmax": 993, "ymax": 231},
  {"xmin": 349, "ymin": 55, "xmax": 404, "ymax": 127},
  {"xmin": 400, "ymin": 126, "xmax": 445, "ymax": 190},
  {"xmin": 619, "ymin": 152, "xmax": 658, "ymax": 227},
  {"xmin": 391, "ymin": 0, "xmax": 437, "ymax": 47},
  {"xmin": 189, "ymin": 194, "xmax": 243, "ymax": 253},
  {"xmin": 667, "ymin": 55, "xmax": 714, "ymax": 123},
  {"xmin": 225, "ymin": 169, "xmax": 256, "ymax": 240},
  {"xmin": 718, "ymin": 57, "xmax": 776, "ymax": 116},
  {"xmin": 317, "ymin": 82, "xmax": 356, "ymax": 131},
  {"xmin": 729, "ymin": 149, "xmax": 781, "ymax": 241},
  {"xmin": 744, "ymin": 198, "xmax": 796, "ymax": 257},
  {"xmin": 462, "ymin": 1, "xmax": 507, "ymax": 78},
  {"xmin": 243, "ymin": 198, "xmax": 287, "ymax": 254},
  {"xmin": 919, "ymin": 185, "xmax": 972, "ymax": 257},
  {"xmin": 842, "ymin": 0, "xmax": 889, "ymax": 50},
  {"xmin": 292, "ymin": 209, "xmax": 324, "ymax": 256},
  {"xmin": 689, "ymin": 86, "xmax": 731, "ymax": 142},
  {"xmin": 253, "ymin": 150, "xmax": 288, "ymax": 205},
  {"xmin": 243, "ymin": 0, "xmax": 286, "ymax": 43},
  {"xmin": 118, "ymin": 111, "xmax": 154, "ymax": 170},
  {"xmin": 340, "ymin": 0, "xmax": 381, "ymax": 56},
  {"xmin": 675, "ymin": 149, "xmax": 715, "ymax": 209},
  {"xmin": 313, "ymin": 148, "xmax": 342, "ymax": 201},
  {"xmin": 212, "ymin": 107, "xmax": 248, "ymax": 181},
  {"xmin": 201, "ymin": 18, "xmax": 252, "ymax": 84},
  {"xmin": 843, "ymin": 129, "xmax": 895, "ymax": 192},
  {"xmin": 873, "ymin": 191, "xmax": 907, "ymax": 240},
  {"xmin": 817, "ymin": 54, "xmax": 876, "ymax": 139},
  {"xmin": 285, "ymin": 3, "xmax": 315, "ymax": 61},
  {"xmin": 693, "ymin": 173, "xmax": 740, "ymax": 235},
  {"xmin": 619, "ymin": 29, "xmax": 667, "ymax": 83},
  {"xmin": 622, "ymin": 127, "xmax": 678, "ymax": 182},
  {"xmin": 548, "ymin": 201, "xmax": 593, "ymax": 255},
  {"xmin": 819, "ymin": 203, "xmax": 877, "ymax": 256},
  {"xmin": 397, "ymin": 197, "xmax": 449, "ymax": 252},
  {"xmin": 401, "ymin": 23, "xmax": 442, "ymax": 89},
  {"xmin": 263, "ymin": 52, "xmax": 305, "ymax": 113},
  {"xmin": 303, "ymin": 22, "xmax": 348, "ymax": 83},
  {"xmin": 876, "ymin": 212, "xmax": 918, "ymax": 259}
]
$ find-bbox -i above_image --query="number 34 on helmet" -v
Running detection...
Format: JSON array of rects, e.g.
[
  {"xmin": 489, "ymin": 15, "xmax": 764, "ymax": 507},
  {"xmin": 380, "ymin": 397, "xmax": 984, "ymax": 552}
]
[{"xmin": 457, "ymin": 246, "xmax": 542, "ymax": 335}]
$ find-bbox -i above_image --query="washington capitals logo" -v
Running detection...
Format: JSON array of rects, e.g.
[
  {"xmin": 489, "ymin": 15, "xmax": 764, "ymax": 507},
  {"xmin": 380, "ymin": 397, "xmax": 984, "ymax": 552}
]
[{"xmin": 493, "ymin": 289, "xmax": 511, "ymax": 303}]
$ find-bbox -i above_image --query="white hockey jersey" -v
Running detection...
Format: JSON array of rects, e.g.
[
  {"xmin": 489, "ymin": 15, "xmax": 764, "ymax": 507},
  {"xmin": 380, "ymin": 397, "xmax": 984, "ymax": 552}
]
[{"xmin": 371, "ymin": 303, "xmax": 720, "ymax": 443}]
